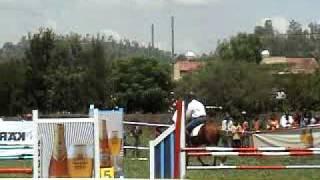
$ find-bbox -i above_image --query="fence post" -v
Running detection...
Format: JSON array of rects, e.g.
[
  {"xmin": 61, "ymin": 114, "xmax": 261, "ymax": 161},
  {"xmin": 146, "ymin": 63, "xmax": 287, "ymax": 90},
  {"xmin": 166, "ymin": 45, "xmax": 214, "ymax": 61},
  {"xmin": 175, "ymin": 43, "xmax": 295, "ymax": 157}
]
[
  {"xmin": 32, "ymin": 110, "xmax": 38, "ymax": 178},
  {"xmin": 180, "ymin": 101, "xmax": 186, "ymax": 178},
  {"xmin": 93, "ymin": 109, "xmax": 100, "ymax": 178},
  {"xmin": 149, "ymin": 140, "xmax": 155, "ymax": 179}
]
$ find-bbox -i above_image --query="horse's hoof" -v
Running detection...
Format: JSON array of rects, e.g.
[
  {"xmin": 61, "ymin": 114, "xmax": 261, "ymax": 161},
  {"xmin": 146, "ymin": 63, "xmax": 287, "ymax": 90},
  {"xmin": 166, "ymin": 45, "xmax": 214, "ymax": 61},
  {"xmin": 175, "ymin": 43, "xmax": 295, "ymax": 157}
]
[{"xmin": 201, "ymin": 163, "xmax": 209, "ymax": 166}]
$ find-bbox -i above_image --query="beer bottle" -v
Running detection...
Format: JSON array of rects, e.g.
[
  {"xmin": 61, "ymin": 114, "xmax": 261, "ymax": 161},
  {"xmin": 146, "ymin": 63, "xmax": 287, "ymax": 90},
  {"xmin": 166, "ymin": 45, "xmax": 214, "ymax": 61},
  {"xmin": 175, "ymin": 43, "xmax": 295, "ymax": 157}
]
[
  {"xmin": 49, "ymin": 124, "xmax": 69, "ymax": 177},
  {"xmin": 99, "ymin": 120, "xmax": 112, "ymax": 168}
]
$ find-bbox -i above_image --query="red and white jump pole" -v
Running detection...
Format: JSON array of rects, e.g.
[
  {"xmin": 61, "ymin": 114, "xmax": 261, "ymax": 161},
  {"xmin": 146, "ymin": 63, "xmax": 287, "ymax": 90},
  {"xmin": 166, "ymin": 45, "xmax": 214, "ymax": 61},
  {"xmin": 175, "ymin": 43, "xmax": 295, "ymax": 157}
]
[
  {"xmin": 183, "ymin": 147, "xmax": 320, "ymax": 152},
  {"xmin": 188, "ymin": 151, "xmax": 320, "ymax": 157},
  {"xmin": 0, "ymin": 168, "xmax": 32, "ymax": 174},
  {"xmin": 187, "ymin": 165, "xmax": 320, "ymax": 170}
]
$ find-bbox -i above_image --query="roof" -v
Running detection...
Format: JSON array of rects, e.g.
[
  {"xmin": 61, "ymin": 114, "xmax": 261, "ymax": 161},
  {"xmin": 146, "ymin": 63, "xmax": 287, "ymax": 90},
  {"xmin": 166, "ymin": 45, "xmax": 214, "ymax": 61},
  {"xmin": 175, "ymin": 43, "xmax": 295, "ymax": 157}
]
[
  {"xmin": 286, "ymin": 58, "xmax": 319, "ymax": 73},
  {"xmin": 260, "ymin": 57, "xmax": 287, "ymax": 64},
  {"xmin": 185, "ymin": 51, "xmax": 197, "ymax": 58},
  {"xmin": 176, "ymin": 60, "xmax": 203, "ymax": 72},
  {"xmin": 261, "ymin": 57, "xmax": 319, "ymax": 74}
]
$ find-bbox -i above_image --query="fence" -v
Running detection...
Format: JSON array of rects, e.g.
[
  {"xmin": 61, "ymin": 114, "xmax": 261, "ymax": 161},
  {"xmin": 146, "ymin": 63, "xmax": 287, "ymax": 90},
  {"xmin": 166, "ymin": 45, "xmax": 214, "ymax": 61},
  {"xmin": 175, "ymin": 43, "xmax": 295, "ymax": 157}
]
[
  {"xmin": 149, "ymin": 100, "xmax": 320, "ymax": 179},
  {"xmin": 123, "ymin": 121, "xmax": 171, "ymax": 160}
]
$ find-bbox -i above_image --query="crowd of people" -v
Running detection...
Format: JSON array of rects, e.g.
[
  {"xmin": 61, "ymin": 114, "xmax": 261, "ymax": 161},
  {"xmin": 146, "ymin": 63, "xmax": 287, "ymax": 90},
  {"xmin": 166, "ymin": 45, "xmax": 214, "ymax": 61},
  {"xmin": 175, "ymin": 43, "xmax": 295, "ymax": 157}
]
[
  {"xmin": 220, "ymin": 111, "xmax": 320, "ymax": 148},
  {"xmin": 171, "ymin": 92, "xmax": 320, "ymax": 148}
]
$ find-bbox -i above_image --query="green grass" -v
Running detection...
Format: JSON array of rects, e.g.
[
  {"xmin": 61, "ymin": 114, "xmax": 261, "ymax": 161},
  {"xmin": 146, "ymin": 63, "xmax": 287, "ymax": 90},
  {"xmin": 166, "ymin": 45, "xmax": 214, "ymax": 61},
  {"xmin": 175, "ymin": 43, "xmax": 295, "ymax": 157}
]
[
  {"xmin": 123, "ymin": 127, "xmax": 320, "ymax": 179},
  {"xmin": 186, "ymin": 156, "xmax": 320, "ymax": 180},
  {"xmin": 0, "ymin": 160, "xmax": 32, "ymax": 178},
  {"xmin": 123, "ymin": 155, "xmax": 320, "ymax": 179},
  {"xmin": 1, "ymin": 126, "xmax": 319, "ymax": 179}
]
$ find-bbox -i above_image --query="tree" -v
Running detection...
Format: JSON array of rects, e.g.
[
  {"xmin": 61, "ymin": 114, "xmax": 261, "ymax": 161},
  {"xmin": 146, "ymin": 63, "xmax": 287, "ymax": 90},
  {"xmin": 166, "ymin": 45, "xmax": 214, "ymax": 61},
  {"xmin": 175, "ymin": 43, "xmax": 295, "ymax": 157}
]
[
  {"xmin": 112, "ymin": 57, "xmax": 173, "ymax": 113},
  {"xmin": 215, "ymin": 33, "xmax": 263, "ymax": 64},
  {"xmin": 24, "ymin": 28, "xmax": 56, "ymax": 112},
  {"xmin": 0, "ymin": 60, "xmax": 26, "ymax": 115},
  {"xmin": 175, "ymin": 61, "xmax": 274, "ymax": 115}
]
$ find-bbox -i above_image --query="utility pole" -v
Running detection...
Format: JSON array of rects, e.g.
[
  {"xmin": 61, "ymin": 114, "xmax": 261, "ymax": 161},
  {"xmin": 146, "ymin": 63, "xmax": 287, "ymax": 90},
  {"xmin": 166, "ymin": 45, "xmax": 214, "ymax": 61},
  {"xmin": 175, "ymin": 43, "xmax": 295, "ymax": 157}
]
[
  {"xmin": 151, "ymin": 24, "xmax": 154, "ymax": 49},
  {"xmin": 171, "ymin": 16, "xmax": 175, "ymax": 59},
  {"xmin": 171, "ymin": 16, "xmax": 176, "ymax": 81}
]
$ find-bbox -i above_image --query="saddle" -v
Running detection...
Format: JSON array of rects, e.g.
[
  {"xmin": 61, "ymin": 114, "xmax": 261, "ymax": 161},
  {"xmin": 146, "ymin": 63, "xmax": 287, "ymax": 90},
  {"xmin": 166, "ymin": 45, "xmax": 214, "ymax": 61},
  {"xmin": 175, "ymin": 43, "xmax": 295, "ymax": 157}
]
[{"xmin": 190, "ymin": 124, "xmax": 205, "ymax": 137}]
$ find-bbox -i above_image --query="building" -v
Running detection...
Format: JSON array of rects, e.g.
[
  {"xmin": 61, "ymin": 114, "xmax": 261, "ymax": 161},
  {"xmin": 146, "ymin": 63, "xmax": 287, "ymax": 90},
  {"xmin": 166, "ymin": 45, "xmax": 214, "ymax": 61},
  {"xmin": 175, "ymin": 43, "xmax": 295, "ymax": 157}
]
[
  {"xmin": 173, "ymin": 51, "xmax": 204, "ymax": 80},
  {"xmin": 260, "ymin": 56, "xmax": 319, "ymax": 74}
]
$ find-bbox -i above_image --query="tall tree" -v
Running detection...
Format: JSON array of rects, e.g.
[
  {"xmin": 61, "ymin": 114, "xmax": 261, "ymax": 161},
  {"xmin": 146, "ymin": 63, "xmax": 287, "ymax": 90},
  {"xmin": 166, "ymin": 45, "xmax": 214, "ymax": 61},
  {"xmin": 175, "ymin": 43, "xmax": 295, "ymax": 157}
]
[
  {"xmin": 24, "ymin": 28, "xmax": 56, "ymax": 112},
  {"xmin": 215, "ymin": 33, "xmax": 263, "ymax": 63},
  {"xmin": 112, "ymin": 57, "xmax": 173, "ymax": 113}
]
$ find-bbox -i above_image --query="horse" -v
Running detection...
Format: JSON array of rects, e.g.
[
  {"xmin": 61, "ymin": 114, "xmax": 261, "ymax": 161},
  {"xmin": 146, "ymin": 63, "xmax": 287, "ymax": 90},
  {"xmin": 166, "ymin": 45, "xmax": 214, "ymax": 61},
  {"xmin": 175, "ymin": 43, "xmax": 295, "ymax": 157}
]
[{"xmin": 186, "ymin": 119, "xmax": 226, "ymax": 166}]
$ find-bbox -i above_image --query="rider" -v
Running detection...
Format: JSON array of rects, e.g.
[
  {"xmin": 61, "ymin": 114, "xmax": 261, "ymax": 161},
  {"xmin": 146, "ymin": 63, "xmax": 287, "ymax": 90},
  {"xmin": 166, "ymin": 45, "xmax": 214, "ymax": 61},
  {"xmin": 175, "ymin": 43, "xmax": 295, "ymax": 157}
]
[{"xmin": 185, "ymin": 92, "xmax": 207, "ymax": 135}]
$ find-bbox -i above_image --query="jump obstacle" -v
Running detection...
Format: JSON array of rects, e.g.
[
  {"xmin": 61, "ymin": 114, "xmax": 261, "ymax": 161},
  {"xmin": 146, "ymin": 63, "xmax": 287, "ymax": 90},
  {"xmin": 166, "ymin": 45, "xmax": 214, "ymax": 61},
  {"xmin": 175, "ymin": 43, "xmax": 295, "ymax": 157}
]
[
  {"xmin": 0, "ymin": 145, "xmax": 33, "ymax": 175},
  {"xmin": 124, "ymin": 120, "xmax": 171, "ymax": 161},
  {"xmin": 149, "ymin": 100, "xmax": 320, "ymax": 179}
]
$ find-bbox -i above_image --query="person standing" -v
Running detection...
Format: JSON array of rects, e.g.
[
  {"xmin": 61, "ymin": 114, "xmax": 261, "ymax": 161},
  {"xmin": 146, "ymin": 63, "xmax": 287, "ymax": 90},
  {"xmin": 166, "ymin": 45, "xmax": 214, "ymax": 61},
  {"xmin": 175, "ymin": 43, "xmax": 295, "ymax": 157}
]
[
  {"xmin": 231, "ymin": 122, "xmax": 242, "ymax": 148},
  {"xmin": 253, "ymin": 116, "xmax": 261, "ymax": 132},
  {"xmin": 280, "ymin": 112, "xmax": 294, "ymax": 128},
  {"xmin": 267, "ymin": 114, "xmax": 280, "ymax": 131},
  {"xmin": 241, "ymin": 121, "xmax": 250, "ymax": 147},
  {"xmin": 221, "ymin": 112, "xmax": 233, "ymax": 147}
]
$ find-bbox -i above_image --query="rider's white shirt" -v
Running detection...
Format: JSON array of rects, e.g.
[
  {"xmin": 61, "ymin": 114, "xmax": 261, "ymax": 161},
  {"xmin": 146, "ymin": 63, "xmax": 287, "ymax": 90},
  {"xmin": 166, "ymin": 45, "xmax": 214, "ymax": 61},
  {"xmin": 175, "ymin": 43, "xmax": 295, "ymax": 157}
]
[
  {"xmin": 186, "ymin": 99, "xmax": 206, "ymax": 118},
  {"xmin": 280, "ymin": 115, "xmax": 294, "ymax": 128},
  {"xmin": 172, "ymin": 99, "xmax": 206, "ymax": 123}
]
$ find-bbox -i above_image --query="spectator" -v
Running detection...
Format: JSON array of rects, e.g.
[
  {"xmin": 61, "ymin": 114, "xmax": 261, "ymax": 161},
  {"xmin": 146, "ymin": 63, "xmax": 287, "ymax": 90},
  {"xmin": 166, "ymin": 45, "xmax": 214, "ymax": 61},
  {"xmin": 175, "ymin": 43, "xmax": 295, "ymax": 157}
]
[
  {"xmin": 267, "ymin": 114, "xmax": 280, "ymax": 131},
  {"xmin": 231, "ymin": 122, "xmax": 242, "ymax": 148},
  {"xmin": 221, "ymin": 112, "xmax": 233, "ymax": 147},
  {"xmin": 280, "ymin": 112, "xmax": 294, "ymax": 128},
  {"xmin": 307, "ymin": 112, "xmax": 317, "ymax": 125},
  {"xmin": 155, "ymin": 127, "xmax": 162, "ymax": 137},
  {"xmin": 292, "ymin": 112, "xmax": 301, "ymax": 128},
  {"xmin": 253, "ymin": 116, "xmax": 261, "ymax": 132},
  {"xmin": 241, "ymin": 121, "xmax": 250, "ymax": 147},
  {"xmin": 221, "ymin": 112, "xmax": 233, "ymax": 132}
]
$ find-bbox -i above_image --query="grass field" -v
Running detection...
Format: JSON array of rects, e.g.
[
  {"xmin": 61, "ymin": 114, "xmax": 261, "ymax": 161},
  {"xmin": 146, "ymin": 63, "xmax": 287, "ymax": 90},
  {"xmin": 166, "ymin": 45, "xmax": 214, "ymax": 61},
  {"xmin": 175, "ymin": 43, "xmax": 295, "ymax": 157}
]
[
  {"xmin": 0, "ymin": 160, "xmax": 32, "ymax": 178},
  {"xmin": 1, "ymin": 127, "xmax": 320, "ymax": 179},
  {"xmin": 124, "ymin": 127, "xmax": 320, "ymax": 179},
  {"xmin": 123, "ymin": 155, "xmax": 320, "ymax": 179},
  {"xmin": 1, "ymin": 157, "xmax": 320, "ymax": 179}
]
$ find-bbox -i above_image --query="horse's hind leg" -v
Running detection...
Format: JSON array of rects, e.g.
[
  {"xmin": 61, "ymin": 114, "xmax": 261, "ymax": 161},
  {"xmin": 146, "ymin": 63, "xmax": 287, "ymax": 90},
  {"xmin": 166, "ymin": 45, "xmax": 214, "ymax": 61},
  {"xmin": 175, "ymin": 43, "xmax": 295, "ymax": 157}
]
[
  {"xmin": 213, "ymin": 156, "xmax": 217, "ymax": 166},
  {"xmin": 220, "ymin": 156, "xmax": 227, "ymax": 166},
  {"xmin": 197, "ymin": 157, "xmax": 209, "ymax": 166}
]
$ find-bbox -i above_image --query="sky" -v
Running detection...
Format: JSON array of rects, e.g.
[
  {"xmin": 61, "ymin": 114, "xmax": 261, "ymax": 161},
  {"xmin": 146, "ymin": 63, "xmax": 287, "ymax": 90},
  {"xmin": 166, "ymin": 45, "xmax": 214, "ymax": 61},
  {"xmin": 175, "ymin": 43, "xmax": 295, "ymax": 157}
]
[{"xmin": 1, "ymin": 0, "xmax": 320, "ymax": 54}]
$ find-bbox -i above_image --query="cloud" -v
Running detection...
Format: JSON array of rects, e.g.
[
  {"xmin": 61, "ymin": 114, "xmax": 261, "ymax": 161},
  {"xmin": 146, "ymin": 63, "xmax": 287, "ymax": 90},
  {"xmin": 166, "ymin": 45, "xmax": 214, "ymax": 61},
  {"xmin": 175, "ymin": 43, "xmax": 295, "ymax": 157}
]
[
  {"xmin": 259, "ymin": 17, "xmax": 289, "ymax": 34},
  {"xmin": 100, "ymin": 29, "xmax": 121, "ymax": 41},
  {"xmin": 172, "ymin": 0, "xmax": 220, "ymax": 6},
  {"xmin": 128, "ymin": 0, "xmax": 220, "ymax": 7},
  {"xmin": 44, "ymin": 19, "xmax": 57, "ymax": 30}
]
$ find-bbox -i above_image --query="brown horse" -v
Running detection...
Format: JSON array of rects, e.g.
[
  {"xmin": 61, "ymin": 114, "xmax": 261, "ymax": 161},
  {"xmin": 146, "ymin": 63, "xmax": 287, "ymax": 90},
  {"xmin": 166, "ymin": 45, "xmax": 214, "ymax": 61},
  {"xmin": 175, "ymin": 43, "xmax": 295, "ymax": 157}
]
[{"xmin": 186, "ymin": 119, "xmax": 225, "ymax": 166}]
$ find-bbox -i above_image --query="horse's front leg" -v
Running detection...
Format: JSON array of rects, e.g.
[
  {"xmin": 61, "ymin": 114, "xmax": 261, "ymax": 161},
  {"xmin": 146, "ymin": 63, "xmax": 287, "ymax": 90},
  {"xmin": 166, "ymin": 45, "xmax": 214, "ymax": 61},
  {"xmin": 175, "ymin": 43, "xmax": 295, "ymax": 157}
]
[{"xmin": 186, "ymin": 153, "xmax": 189, "ymax": 166}]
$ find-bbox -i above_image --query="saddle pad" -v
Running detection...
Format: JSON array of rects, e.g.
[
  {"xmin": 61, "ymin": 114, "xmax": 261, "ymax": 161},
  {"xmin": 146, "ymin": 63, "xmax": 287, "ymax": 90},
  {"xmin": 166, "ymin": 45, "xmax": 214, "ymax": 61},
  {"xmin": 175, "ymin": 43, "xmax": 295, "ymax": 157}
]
[{"xmin": 191, "ymin": 124, "xmax": 205, "ymax": 137}]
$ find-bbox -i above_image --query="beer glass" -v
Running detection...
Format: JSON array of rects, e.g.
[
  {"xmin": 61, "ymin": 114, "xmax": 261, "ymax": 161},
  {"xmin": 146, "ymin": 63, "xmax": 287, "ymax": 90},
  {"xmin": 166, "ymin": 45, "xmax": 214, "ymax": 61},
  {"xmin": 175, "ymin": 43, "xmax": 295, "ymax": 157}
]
[
  {"xmin": 108, "ymin": 131, "xmax": 122, "ymax": 172},
  {"xmin": 67, "ymin": 144, "xmax": 93, "ymax": 178}
]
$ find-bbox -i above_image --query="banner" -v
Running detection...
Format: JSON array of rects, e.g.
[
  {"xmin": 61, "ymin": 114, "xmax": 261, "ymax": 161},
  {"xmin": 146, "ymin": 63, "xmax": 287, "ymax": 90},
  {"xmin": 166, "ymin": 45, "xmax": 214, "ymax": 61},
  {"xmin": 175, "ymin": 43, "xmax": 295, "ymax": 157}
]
[
  {"xmin": 0, "ymin": 148, "xmax": 33, "ymax": 156},
  {"xmin": 38, "ymin": 122, "xmax": 95, "ymax": 178},
  {"xmin": 253, "ymin": 127, "xmax": 320, "ymax": 148},
  {"xmin": 97, "ymin": 108, "xmax": 124, "ymax": 178},
  {"xmin": 0, "ymin": 121, "xmax": 33, "ymax": 145}
]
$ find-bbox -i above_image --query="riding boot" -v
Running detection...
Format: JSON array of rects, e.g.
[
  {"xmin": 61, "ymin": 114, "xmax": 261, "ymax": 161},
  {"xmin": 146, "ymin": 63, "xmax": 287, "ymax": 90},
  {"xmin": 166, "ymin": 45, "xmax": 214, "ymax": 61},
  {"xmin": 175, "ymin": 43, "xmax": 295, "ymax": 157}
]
[{"xmin": 186, "ymin": 131, "xmax": 192, "ymax": 146}]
